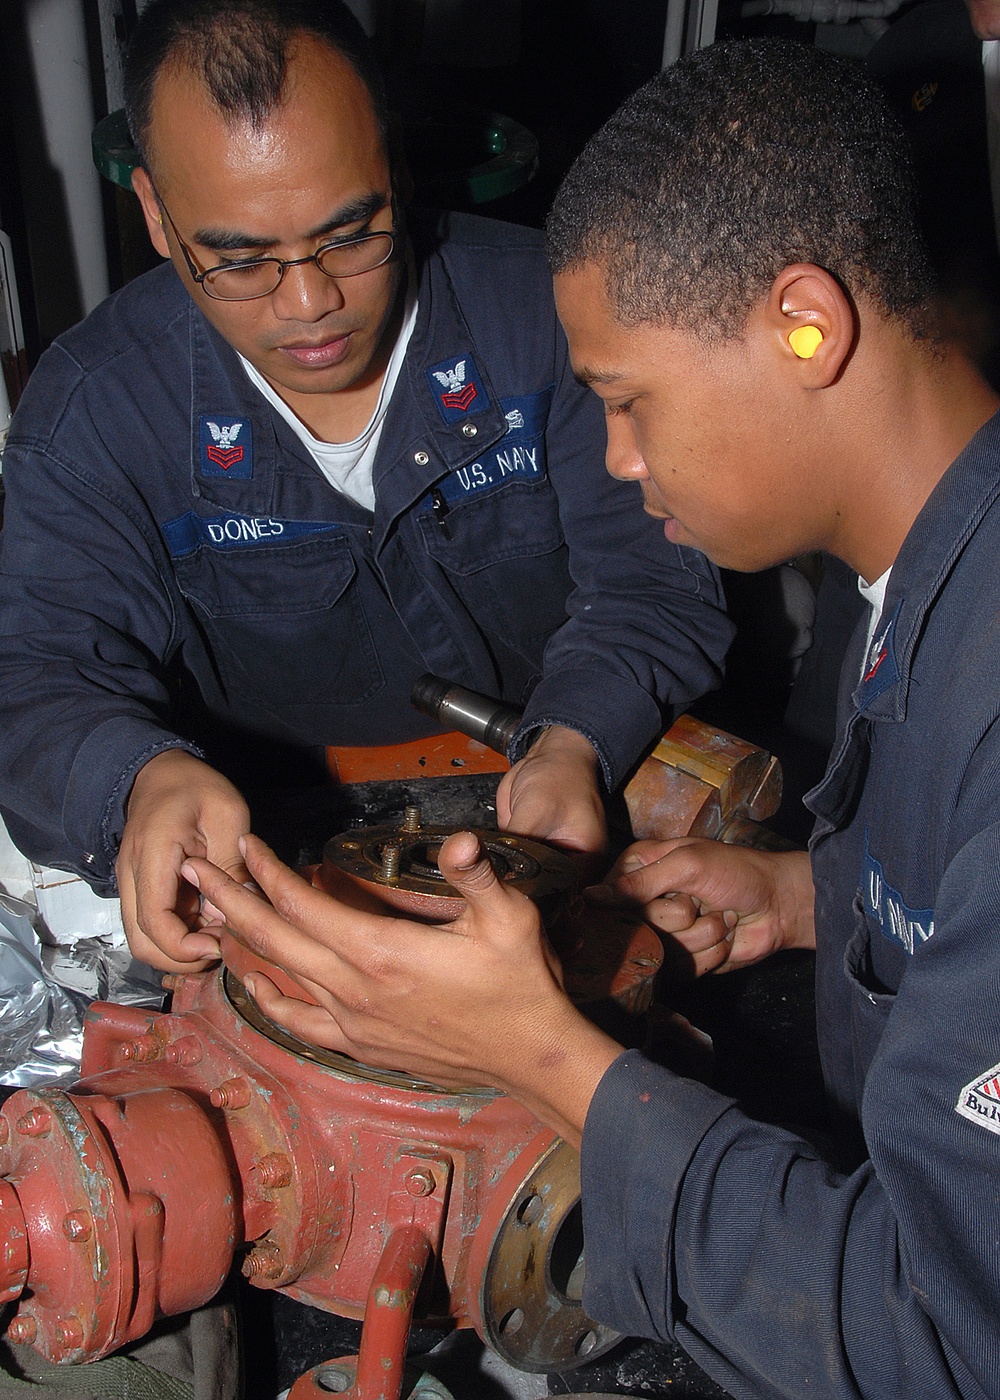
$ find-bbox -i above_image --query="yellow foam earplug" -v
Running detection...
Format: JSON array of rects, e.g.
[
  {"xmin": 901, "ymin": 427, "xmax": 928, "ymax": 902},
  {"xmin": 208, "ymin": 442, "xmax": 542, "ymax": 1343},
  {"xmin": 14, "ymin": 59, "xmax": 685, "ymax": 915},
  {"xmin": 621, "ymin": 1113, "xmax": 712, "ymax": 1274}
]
[{"xmin": 788, "ymin": 325, "xmax": 824, "ymax": 359}]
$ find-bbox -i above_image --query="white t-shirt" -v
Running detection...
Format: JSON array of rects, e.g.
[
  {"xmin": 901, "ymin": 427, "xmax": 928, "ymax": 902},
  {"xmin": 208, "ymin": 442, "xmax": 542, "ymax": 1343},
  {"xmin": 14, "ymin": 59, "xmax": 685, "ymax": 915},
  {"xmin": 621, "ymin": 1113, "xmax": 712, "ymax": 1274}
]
[{"xmin": 239, "ymin": 279, "xmax": 418, "ymax": 512}]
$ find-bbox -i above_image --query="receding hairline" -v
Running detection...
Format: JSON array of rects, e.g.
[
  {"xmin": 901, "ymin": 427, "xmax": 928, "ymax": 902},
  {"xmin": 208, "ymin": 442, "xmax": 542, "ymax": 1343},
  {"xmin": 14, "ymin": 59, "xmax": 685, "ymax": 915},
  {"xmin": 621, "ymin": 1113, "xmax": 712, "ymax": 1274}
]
[{"xmin": 140, "ymin": 28, "xmax": 385, "ymax": 177}]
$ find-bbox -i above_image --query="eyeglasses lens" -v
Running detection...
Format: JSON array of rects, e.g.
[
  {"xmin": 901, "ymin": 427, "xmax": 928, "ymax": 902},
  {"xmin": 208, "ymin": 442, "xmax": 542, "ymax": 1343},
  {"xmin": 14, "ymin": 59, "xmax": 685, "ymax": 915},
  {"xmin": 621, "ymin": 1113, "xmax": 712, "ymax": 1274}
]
[{"xmin": 203, "ymin": 232, "xmax": 395, "ymax": 301}]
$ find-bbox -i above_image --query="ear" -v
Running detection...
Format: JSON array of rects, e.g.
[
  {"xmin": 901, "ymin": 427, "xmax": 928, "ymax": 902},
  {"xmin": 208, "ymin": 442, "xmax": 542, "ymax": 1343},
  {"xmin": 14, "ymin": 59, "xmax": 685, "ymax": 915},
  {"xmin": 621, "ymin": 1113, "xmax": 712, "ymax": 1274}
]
[
  {"xmin": 765, "ymin": 263, "xmax": 857, "ymax": 387},
  {"xmin": 131, "ymin": 167, "xmax": 170, "ymax": 259}
]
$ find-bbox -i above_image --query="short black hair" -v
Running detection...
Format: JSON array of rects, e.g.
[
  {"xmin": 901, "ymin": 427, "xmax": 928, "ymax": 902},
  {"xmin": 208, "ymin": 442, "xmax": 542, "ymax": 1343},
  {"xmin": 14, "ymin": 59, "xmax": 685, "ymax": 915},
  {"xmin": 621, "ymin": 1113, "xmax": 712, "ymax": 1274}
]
[
  {"xmin": 546, "ymin": 38, "xmax": 935, "ymax": 339},
  {"xmin": 124, "ymin": 0, "xmax": 388, "ymax": 171}
]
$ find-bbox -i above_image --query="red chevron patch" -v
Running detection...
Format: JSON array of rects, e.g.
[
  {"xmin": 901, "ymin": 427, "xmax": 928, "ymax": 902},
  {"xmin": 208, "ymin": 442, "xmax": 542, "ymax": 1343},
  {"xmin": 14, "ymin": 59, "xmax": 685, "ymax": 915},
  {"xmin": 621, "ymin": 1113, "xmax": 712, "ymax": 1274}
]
[
  {"xmin": 206, "ymin": 445, "xmax": 245, "ymax": 470},
  {"xmin": 441, "ymin": 383, "xmax": 478, "ymax": 412}
]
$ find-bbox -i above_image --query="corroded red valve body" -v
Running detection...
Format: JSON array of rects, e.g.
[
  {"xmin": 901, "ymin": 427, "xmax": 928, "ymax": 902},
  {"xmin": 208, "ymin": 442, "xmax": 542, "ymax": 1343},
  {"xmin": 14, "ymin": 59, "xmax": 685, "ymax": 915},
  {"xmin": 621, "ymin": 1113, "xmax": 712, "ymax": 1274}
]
[
  {"xmin": 0, "ymin": 812, "xmax": 638, "ymax": 1389},
  {"xmin": 0, "ymin": 720, "xmax": 782, "ymax": 1397},
  {"xmin": 0, "ymin": 965, "xmax": 618, "ymax": 1373}
]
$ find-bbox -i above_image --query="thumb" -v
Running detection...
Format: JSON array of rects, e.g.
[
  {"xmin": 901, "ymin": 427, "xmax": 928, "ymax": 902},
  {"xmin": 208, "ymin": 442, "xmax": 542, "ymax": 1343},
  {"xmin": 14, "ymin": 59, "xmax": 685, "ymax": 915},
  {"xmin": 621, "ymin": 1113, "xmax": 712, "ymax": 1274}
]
[
  {"xmin": 219, "ymin": 854, "xmax": 252, "ymax": 885},
  {"xmin": 194, "ymin": 847, "xmax": 254, "ymax": 926},
  {"xmin": 436, "ymin": 831, "xmax": 501, "ymax": 897}
]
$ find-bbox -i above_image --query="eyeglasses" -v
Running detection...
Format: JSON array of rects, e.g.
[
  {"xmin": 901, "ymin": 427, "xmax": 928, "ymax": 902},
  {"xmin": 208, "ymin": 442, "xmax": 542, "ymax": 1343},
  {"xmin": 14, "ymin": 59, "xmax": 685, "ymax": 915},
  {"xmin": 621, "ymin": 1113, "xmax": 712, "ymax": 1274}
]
[{"xmin": 155, "ymin": 194, "xmax": 396, "ymax": 302}]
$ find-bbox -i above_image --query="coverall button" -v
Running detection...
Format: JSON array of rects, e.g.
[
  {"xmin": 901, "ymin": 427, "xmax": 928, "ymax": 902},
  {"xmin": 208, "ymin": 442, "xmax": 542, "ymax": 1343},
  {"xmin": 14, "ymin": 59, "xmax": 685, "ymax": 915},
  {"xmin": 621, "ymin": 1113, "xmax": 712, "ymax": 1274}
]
[
  {"xmin": 414, "ymin": 450, "xmax": 430, "ymax": 466},
  {"xmin": 461, "ymin": 422, "xmax": 478, "ymax": 438}
]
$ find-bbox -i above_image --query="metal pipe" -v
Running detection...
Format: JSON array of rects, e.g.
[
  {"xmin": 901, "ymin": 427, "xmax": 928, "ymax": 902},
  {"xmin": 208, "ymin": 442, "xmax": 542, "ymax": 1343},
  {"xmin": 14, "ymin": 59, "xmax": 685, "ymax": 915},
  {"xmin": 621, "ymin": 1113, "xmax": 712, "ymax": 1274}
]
[
  {"xmin": 662, "ymin": 0, "xmax": 688, "ymax": 66},
  {"xmin": 23, "ymin": 0, "xmax": 111, "ymax": 330},
  {"xmin": 740, "ymin": 0, "xmax": 903, "ymax": 19},
  {"xmin": 410, "ymin": 674, "xmax": 522, "ymax": 757}
]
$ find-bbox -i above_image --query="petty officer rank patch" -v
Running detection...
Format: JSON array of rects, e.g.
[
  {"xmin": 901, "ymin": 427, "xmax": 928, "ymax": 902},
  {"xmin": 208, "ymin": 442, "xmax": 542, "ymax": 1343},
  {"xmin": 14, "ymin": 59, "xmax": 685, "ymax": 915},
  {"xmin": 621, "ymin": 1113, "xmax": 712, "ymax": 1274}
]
[
  {"xmin": 423, "ymin": 387, "xmax": 552, "ymax": 510},
  {"xmin": 956, "ymin": 1061, "xmax": 1000, "ymax": 1136},
  {"xmin": 199, "ymin": 415, "xmax": 253, "ymax": 479},
  {"xmin": 427, "ymin": 354, "xmax": 488, "ymax": 423}
]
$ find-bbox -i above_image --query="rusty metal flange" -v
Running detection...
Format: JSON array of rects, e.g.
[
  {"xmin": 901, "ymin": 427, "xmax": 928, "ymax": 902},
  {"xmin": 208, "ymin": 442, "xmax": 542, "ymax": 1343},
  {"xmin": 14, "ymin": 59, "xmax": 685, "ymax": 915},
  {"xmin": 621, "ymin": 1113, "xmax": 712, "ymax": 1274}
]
[
  {"xmin": 322, "ymin": 823, "xmax": 577, "ymax": 921},
  {"xmin": 468, "ymin": 1136, "xmax": 619, "ymax": 1372}
]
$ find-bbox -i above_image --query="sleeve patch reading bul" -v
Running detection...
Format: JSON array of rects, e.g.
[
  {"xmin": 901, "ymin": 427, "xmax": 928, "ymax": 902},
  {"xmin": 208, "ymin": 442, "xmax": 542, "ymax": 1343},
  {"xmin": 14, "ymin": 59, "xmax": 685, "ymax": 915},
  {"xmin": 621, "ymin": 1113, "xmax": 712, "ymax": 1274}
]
[{"xmin": 957, "ymin": 1061, "xmax": 1000, "ymax": 1136}]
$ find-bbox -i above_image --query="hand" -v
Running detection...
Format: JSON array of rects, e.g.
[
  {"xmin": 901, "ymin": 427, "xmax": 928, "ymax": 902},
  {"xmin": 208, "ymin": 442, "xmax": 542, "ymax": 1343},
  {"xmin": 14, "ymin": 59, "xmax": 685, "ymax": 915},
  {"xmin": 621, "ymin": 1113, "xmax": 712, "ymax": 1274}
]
[
  {"xmin": 496, "ymin": 725, "xmax": 607, "ymax": 859},
  {"xmin": 589, "ymin": 838, "xmax": 815, "ymax": 976},
  {"xmin": 116, "ymin": 750, "xmax": 250, "ymax": 972},
  {"xmin": 183, "ymin": 832, "xmax": 623, "ymax": 1148}
]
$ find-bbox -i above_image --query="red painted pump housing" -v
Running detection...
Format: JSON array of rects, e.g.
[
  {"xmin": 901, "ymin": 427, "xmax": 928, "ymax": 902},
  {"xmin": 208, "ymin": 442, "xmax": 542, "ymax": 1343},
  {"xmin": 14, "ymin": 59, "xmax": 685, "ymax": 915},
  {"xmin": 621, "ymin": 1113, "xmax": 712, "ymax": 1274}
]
[
  {"xmin": 0, "ymin": 824, "xmax": 649, "ymax": 1400},
  {"xmin": 0, "ymin": 719, "xmax": 782, "ymax": 1400}
]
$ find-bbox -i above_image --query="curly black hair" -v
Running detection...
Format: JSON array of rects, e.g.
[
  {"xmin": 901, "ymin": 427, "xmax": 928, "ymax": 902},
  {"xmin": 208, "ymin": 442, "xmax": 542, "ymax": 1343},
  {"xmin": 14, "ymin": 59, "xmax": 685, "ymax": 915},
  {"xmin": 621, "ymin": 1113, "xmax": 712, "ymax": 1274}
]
[{"xmin": 547, "ymin": 38, "xmax": 935, "ymax": 340}]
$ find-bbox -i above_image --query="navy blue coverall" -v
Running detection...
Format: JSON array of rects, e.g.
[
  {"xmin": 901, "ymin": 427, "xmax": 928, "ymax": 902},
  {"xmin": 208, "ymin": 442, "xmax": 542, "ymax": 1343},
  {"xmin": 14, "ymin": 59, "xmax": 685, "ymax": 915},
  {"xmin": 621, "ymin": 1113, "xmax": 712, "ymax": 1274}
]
[{"xmin": 0, "ymin": 211, "xmax": 730, "ymax": 894}]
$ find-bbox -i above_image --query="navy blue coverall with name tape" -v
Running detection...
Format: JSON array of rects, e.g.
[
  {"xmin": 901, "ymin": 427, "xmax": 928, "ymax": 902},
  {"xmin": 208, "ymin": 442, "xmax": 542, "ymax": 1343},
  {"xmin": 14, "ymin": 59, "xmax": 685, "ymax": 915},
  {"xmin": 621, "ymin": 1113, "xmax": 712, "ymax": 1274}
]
[{"xmin": 0, "ymin": 211, "xmax": 731, "ymax": 894}]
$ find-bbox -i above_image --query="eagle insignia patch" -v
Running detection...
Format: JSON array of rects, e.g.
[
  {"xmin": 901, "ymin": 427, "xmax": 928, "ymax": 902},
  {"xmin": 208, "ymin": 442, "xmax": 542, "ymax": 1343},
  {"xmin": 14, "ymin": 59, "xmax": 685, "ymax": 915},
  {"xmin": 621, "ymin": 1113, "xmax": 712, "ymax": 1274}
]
[
  {"xmin": 427, "ymin": 355, "xmax": 487, "ymax": 424},
  {"xmin": 199, "ymin": 415, "xmax": 253, "ymax": 479}
]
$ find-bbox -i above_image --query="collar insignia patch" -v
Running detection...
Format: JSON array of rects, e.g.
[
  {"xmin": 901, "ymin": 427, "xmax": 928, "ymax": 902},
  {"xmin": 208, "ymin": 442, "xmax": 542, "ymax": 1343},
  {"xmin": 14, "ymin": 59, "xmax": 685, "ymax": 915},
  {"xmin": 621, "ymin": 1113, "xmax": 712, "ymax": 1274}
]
[
  {"xmin": 858, "ymin": 600, "xmax": 901, "ymax": 708},
  {"xmin": 957, "ymin": 1061, "xmax": 1000, "ymax": 1136},
  {"xmin": 427, "ymin": 355, "xmax": 487, "ymax": 423},
  {"xmin": 199, "ymin": 415, "xmax": 252, "ymax": 479}
]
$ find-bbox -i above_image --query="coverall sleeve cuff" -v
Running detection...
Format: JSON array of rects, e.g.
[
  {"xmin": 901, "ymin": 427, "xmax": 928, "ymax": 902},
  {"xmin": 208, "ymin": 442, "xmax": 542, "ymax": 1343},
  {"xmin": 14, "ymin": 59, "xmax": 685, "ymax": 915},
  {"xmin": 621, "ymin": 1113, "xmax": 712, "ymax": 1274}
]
[
  {"xmin": 64, "ymin": 718, "xmax": 204, "ymax": 893},
  {"xmin": 511, "ymin": 669, "xmax": 666, "ymax": 793},
  {"xmin": 579, "ymin": 1049, "xmax": 736, "ymax": 1341}
]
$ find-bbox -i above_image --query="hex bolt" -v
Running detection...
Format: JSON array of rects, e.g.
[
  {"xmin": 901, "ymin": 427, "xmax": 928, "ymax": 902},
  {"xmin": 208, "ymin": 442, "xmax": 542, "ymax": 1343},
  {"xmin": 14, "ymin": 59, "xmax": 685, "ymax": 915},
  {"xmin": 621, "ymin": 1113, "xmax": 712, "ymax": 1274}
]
[
  {"xmin": 249, "ymin": 1153, "xmax": 293, "ymax": 1191},
  {"xmin": 378, "ymin": 841, "xmax": 402, "ymax": 882},
  {"xmin": 161, "ymin": 973, "xmax": 183, "ymax": 991},
  {"xmin": 210, "ymin": 1078, "xmax": 252, "ymax": 1110},
  {"xmin": 401, "ymin": 805, "xmax": 421, "ymax": 833},
  {"xmin": 119, "ymin": 1035, "xmax": 162, "ymax": 1063},
  {"xmin": 62, "ymin": 1210, "xmax": 92, "ymax": 1243},
  {"xmin": 56, "ymin": 1316, "xmax": 84, "ymax": 1350},
  {"xmin": 164, "ymin": 1036, "xmax": 203, "ymax": 1067},
  {"xmin": 405, "ymin": 1167, "xmax": 436, "ymax": 1198},
  {"xmin": 15, "ymin": 1108, "xmax": 51, "ymax": 1138},
  {"xmin": 241, "ymin": 1241, "xmax": 283, "ymax": 1280},
  {"xmin": 7, "ymin": 1316, "xmax": 36, "ymax": 1346}
]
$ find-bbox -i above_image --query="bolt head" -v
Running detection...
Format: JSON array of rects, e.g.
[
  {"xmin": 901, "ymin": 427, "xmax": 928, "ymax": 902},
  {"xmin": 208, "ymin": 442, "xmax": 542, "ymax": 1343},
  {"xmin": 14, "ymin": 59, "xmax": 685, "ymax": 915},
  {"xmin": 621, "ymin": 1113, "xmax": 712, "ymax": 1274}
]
[
  {"xmin": 62, "ymin": 1210, "xmax": 92, "ymax": 1242},
  {"xmin": 405, "ymin": 1168, "xmax": 436, "ymax": 1197},
  {"xmin": 164, "ymin": 1035, "xmax": 203, "ymax": 1066},
  {"xmin": 209, "ymin": 1077, "xmax": 251, "ymax": 1110},
  {"xmin": 7, "ymin": 1315, "xmax": 36, "ymax": 1346},
  {"xmin": 15, "ymin": 1108, "xmax": 51, "ymax": 1138},
  {"xmin": 56, "ymin": 1316, "xmax": 84, "ymax": 1350},
  {"xmin": 241, "ymin": 1241, "xmax": 283, "ymax": 1280},
  {"xmin": 249, "ymin": 1153, "xmax": 293, "ymax": 1191}
]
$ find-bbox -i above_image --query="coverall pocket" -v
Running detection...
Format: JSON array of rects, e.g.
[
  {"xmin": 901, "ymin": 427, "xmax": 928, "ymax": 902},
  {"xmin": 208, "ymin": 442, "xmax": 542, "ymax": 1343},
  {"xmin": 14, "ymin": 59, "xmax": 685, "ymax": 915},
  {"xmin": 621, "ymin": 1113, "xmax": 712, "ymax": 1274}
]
[
  {"xmin": 419, "ymin": 480, "xmax": 571, "ymax": 646},
  {"xmin": 173, "ymin": 532, "xmax": 383, "ymax": 722},
  {"xmin": 843, "ymin": 898, "xmax": 896, "ymax": 1102}
]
